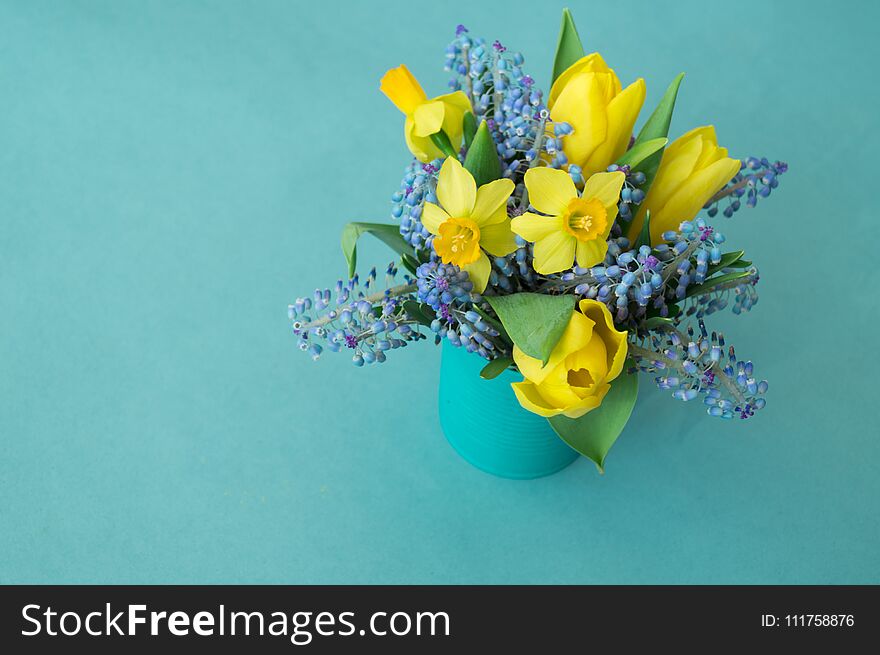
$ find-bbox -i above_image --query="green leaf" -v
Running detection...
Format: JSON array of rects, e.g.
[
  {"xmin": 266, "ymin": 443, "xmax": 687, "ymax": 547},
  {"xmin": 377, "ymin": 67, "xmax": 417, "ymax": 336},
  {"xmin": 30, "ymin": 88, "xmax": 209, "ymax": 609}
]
[
  {"xmin": 642, "ymin": 316, "xmax": 676, "ymax": 331},
  {"xmin": 552, "ymin": 8, "xmax": 585, "ymax": 84},
  {"xmin": 645, "ymin": 302, "xmax": 680, "ymax": 321},
  {"xmin": 430, "ymin": 130, "xmax": 457, "ymax": 157},
  {"xmin": 616, "ymin": 137, "xmax": 668, "ymax": 169},
  {"xmin": 480, "ymin": 356, "xmax": 514, "ymax": 380},
  {"xmin": 341, "ymin": 222, "xmax": 412, "ymax": 278},
  {"xmin": 684, "ymin": 270, "xmax": 754, "ymax": 299},
  {"xmin": 401, "ymin": 252, "xmax": 419, "ymax": 275},
  {"xmin": 401, "ymin": 300, "xmax": 435, "ymax": 328},
  {"xmin": 548, "ymin": 368, "xmax": 639, "ymax": 473},
  {"xmin": 486, "ymin": 293, "xmax": 575, "ymax": 364},
  {"xmin": 462, "ymin": 112, "xmax": 478, "ymax": 150},
  {"xmin": 634, "ymin": 210, "xmax": 651, "ymax": 250},
  {"xmin": 473, "ymin": 305, "xmax": 510, "ymax": 344},
  {"xmin": 632, "ymin": 72, "xmax": 685, "ymax": 189},
  {"xmin": 703, "ymin": 250, "xmax": 744, "ymax": 278},
  {"xmin": 463, "ymin": 121, "xmax": 502, "ymax": 186}
]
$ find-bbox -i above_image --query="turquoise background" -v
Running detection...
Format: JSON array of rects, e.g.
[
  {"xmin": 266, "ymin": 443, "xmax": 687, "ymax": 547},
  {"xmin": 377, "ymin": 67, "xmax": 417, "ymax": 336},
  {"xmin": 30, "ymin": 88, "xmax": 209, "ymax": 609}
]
[{"xmin": 1, "ymin": 0, "xmax": 877, "ymax": 584}]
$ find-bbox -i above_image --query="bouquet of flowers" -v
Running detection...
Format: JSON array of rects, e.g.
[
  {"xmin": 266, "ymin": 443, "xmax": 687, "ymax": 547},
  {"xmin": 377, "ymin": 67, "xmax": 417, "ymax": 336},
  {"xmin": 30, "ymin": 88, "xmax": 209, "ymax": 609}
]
[{"xmin": 289, "ymin": 10, "xmax": 786, "ymax": 474}]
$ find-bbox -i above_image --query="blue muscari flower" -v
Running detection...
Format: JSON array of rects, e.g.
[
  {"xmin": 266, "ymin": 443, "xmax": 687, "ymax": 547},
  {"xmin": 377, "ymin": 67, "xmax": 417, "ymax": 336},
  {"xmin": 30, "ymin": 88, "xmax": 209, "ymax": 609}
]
[
  {"xmin": 415, "ymin": 261, "xmax": 473, "ymax": 313},
  {"xmin": 289, "ymin": 265, "xmax": 428, "ymax": 367},
  {"xmin": 705, "ymin": 157, "xmax": 787, "ymax": 219},
  {"xmin": 631, "ymin": 320, "xmax": 768, "ymax": 419}
]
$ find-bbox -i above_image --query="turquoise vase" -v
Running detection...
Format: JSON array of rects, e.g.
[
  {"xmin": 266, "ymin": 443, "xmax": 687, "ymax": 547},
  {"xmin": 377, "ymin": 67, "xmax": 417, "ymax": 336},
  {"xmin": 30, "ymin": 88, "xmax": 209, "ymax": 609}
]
[{"xmin": 438, "ymin": 341, "xmax": 579, "ymax": 479}]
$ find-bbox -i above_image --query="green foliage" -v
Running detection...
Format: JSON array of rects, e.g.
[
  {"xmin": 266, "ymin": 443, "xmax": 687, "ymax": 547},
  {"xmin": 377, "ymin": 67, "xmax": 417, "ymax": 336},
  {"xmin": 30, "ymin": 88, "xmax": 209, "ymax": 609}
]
[
  {"xmin": 631, "ymin": 73, "xmax": 685, "ymax": 189},
  {"xmin": 486, "ymin": 293, "xmax": 575, "ymax": 364},
  {"xmin": 462, "ymin": 112, "xmax": 478, "ymax": 150},
  {"xmin": 552, "ymin": 8, "xmax": 585, "ymax": 84},
  {"xmin": 479, "ymin": 356, "xmax": 514, "ymax": 380},
  {"xmin": 341, "ymin": 222, "xmax": 412, "ymax": 278},
  {"xmin": 548, "ymin": 369, "xmax": 639, "ymax": 472},
  {"xmin": 463, "ymin": 121, "xmax": 502, "ymax": 186},
  {"xmin": 429, "ymin": 130, "xmax": 457, "ymax": 157},
  {"xmin": 616, "ymin": 137, "xmax": 667, "ymax": 169}
]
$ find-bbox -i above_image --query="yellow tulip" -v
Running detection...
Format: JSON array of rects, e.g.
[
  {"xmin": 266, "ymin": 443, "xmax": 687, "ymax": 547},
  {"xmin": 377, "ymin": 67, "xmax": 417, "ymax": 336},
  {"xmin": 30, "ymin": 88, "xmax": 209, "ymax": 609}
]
[
  {"xmin": 380, "ymin": 65, "xmax": 471, "ymax": 163},
  {"xmin": 512, "ymin": 299, "xmax": 628, "ymax": 419},
  {"xmin": 421, "ymin": 157, "xmax": 517, "ymax": 292},
  {"xmin": 548, "ymin": 53, "xmax": 646, "ymax": 177},
  {"xmin": 628, "ymin": 126, "xmax": 741, "ymax": 244},
  {"xmin": 510, "ymin": 167, "xmax": 625, "ymax": 274}
]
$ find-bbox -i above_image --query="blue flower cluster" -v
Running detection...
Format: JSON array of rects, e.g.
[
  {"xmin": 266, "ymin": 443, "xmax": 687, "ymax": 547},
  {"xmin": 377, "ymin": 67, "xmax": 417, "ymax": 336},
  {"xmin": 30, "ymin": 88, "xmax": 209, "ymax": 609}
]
[
  {"xmin": 444, "ymin": 26, "xmax": 568, "ymax": 199},
  {"xmin": 289, "ymin": 264, "xmax": 427, "ymax": 366},
  {"xmin": 391, "ymin": 159, "xmax": 443, "ymax": 252},
  {"xmin": 632, "ymin": 320, "xmax": 768, "ymax": 420},
  {"xmin": 705, "ymin": 157, "xmax": 788, "ymax": 218}
]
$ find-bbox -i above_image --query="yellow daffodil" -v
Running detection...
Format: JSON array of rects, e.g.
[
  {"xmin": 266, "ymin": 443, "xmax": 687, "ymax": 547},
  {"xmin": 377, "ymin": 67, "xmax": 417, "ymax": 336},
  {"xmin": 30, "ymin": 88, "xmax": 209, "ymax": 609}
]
[
  {"xmin": 380, "ymin": 65, "xmax": 471, "ymax": 163},
  {"xmin": 512, "ymin": 299, "xmax": 628, "ymax": 419},
  {"xmin": 628, "ymin": 126, "xmax": 741, "ymax": 244},
  {"xmin": 510, "ymin": 167, "xmax": 625, "ymax": 274},
  {"xmin": 421, "ymin": 157, "xmax": 516, "ymax": 292},
  {"xmin": 548, "ymin": 53, "xmax": 646, "ymax": 177}
]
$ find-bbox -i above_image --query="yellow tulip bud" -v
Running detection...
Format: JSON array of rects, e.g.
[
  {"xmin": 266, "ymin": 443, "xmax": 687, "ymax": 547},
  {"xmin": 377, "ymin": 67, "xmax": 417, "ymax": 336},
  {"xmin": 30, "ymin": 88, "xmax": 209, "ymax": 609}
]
[
  {"xmin": 511, "ymin": 299, "xmax": 628, "ymax": 419},
  {"xmin": 629, "ymin": 126, "xmax": 742, "ymax": 244},
  {"xmin": 548, "ymin": 53, "xmax": 646, "ymax": 177},
  {"xmin": 380, "ymin": 65, "xmax": 471, "ymax": 163}
]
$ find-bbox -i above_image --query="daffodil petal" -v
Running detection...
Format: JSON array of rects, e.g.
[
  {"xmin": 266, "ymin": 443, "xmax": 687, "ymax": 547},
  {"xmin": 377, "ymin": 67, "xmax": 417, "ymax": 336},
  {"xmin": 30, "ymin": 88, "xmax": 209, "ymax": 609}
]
[
  {"xmin": 479, "ymin": 221, "xmax": 518, "ymax": 257},
  {"xmin": 421, "ymin": 202, "xmax": 450, "ymax": 235},
  {"xmin": 575, "ymin": 239, "xmax": 608, "ymax": 268},
  {"xmin": 412, "ymin": 100, "xmax": 445, "ymax": 137},
  {"xmin": 578, "ymin": 299, "xmax": 628, "ymax": 380},
  {"xmin": 511, "ymin": 381, "xmax": 563, "ymax": 417},
  {"xmin": 581, "ymin": 171, "xmax": 626, "ymax": 208},
  {"xmin": 510, "ymin": 212, "xmax": 563, "ymax": 242},
  {"xmin": 472, "ymin": 178, "xmax": 514, "ymax": 226},
  {"xmin": 405, "ymin": 118, "xmax": 442, "ymax": 163},
  {"xmin": 437, "ymin": 157, "xmax": 476, "ymax": 217},
  {"xmin": 524, "ymin": 167, "xmax": 578, "ymax": 215},
  {"xmin": 461, "ymin": 251, "xmax": 491, "ymax": 293},
  {"xmin": 532, "ymin": 230, "xmax": 576, "ymax": 275},
  {"xmin": 380, "ymin": 65, "xmax": 428, "ymax": 115}
]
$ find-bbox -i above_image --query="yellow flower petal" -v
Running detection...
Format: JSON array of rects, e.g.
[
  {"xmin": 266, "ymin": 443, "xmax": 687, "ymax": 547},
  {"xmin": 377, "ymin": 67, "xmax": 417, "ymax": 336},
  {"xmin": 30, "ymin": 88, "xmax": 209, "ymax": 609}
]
[
  {"xmin": 510, "ymin": 212, "xmax": 563, "ymax": 242},
  {"xmin": 532, "ymin": 230, "xmax": 576, "ymax": 275},
  {"xmin": 412, "ymin": 100, "xmax": 445, "ymax": 137},
  {"xmin": 437, "ymin": 157, "xmax": 476, "ymax": 217},
  {"xmin": 480, "ymin": 220, "xmax": 518, "ymax": 257},
  {"xmin": 565, "ymin": 332, "xmax": 608, "ymax": 380},
  {"xmin": 561, "ymin": 386, "xmax": 608, "ymax": 419},
  {"xmin": 549, "ymin": 72, "xmax": 608, "ymax": 169},
  {"xmin": 581, "ymin": 171, "xmax": 626, "ymax": 208},
  {"xmin": 511, "ymin": 381, "xmax": 563, "ymax": 417},
  {"xmin": 512, "ymin": 310, "xmax": 596, "ymax": 386},
  {"xmin": 404, "ymin": 117, "xmax": 442, "ymax": 163},
  {"xmin": 548, "ymin": 53, "xmax": 612, "ymax": 109},
  {"xmin": 380, "ymin": 64, "xmax": 427, "ymax": 115},
  {"xmin": 524, "ymin": 167, "xmax": 578, "ymax": 216},
  {"xmin": 461, "ymin": 251, "xmax": 491, "ymax": 293},
  {"xmin": 421, "ymin": 202, "xmax": 450, "ymax": 235},
  {"xmin": 578, "ymin": 299, "xmax": 628, "ymax": 380},
  {"xmin": 575, "ymin": 239, "xmax": 608, "ymax": 268},
  {"xmin": 649, "ymin": 156, "xmax": 741, "ymax": 242},
  {"xmin": 472, "ymin": 178, "xmax": 514, "ymax": 226},
  {"xmin": 582, "ymin": 78, "xmax": 646, "ymax": 176}
]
